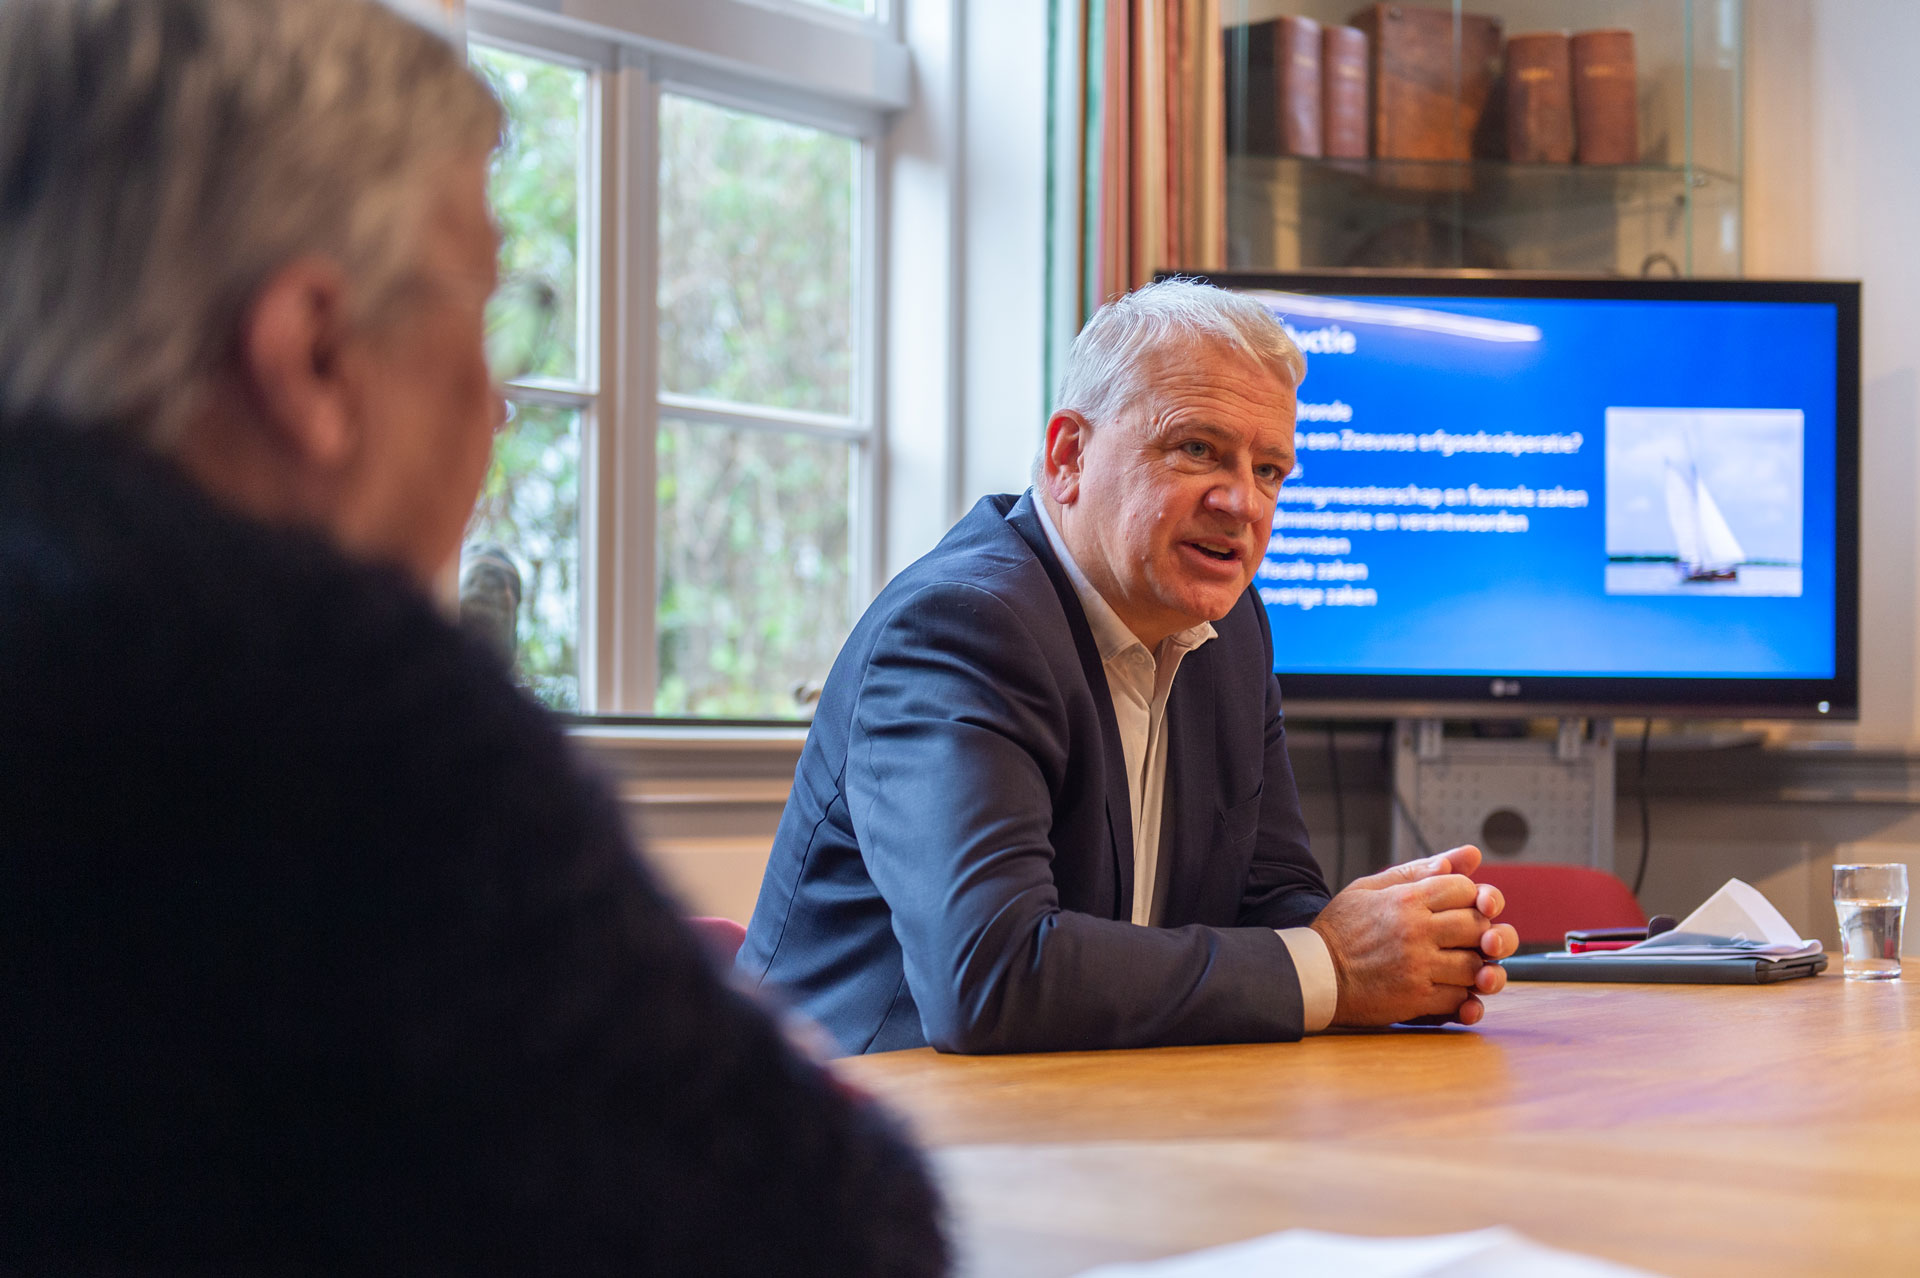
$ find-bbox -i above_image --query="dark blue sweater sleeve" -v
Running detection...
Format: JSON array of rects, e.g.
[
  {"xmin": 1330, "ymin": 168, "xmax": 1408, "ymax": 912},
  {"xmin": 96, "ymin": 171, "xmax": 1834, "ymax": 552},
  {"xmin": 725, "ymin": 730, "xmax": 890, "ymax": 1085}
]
[{"xmin": 0, "ymin": 433, "xmax": 949, "ymax": 1276}]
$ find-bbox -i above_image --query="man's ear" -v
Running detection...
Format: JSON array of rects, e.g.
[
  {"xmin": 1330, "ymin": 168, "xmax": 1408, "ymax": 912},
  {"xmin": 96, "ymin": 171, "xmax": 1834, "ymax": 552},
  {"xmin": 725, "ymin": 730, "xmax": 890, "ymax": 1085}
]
[
  {"xmin": 237, "ymin": 257, "xmax": 358, "ymax": 470},
  {"xmin": 1041, "ymin": 409, "xmax": 1090, "ymax": 505}
]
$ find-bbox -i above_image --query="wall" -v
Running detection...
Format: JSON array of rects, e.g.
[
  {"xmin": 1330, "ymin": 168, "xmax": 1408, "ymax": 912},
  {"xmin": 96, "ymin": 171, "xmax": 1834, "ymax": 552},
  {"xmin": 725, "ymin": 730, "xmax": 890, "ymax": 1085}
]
[
  {"xmin": 1295, "ymin": 1, "xmax": 1920, "ymax": 949},
  {"xmin": 958, "ymin": 0, "xmax": 1051, "ymax": 505},
  {"xmin": 913, "ymin": 0, "xmax": 1920, "ymax": 740},
  {"xmin": 1746, "ymin": 0, "xmax": 1920, "ymax": 747},
  {"xmin": 1256, "ymin": 734, "xmax": 1920, "ymax": 955},
  {"xmin": 621, "ymin": 0, "xmax": 1920, "ymax": 949},
  {"xmin": 1625, "ymin": 0, "xmax": 1920, "ymax": 948},
  {"xmin": 938, "ymin": 0, "xmax": 1920, "ymax": 746},
  {"xmin": 883, "ymin": 0, "xmax": 1050, "ymax": 580}
]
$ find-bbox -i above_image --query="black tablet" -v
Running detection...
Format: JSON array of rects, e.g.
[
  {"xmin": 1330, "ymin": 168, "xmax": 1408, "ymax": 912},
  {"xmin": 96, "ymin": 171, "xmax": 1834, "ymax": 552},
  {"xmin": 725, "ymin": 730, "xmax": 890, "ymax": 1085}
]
[{"xmin": 1501, "ymin": 953, "xmax": 1829, "ymax": 984}]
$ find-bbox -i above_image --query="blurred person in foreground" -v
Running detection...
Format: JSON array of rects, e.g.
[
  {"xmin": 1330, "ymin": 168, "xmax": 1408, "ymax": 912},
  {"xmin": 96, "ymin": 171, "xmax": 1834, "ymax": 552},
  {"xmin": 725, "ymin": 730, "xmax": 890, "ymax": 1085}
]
[
  {"xmin": 0, "ymin": 0, "xmax": 945, "ymax": 1272},
  {"xmin": 741, "ymin": 280, "xmax": 1519, "ymax": 1054}
]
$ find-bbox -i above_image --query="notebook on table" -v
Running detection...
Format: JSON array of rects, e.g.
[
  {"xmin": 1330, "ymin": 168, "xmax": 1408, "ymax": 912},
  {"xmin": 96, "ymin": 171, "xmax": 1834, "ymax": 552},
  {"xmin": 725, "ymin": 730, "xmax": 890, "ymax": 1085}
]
[
  {"xmin": 1502, "ymin": 951, "xmax": 1828, "ymax": 984},
  {"xmin": 1500, "ymin": 878, "xmax": 1829, "ymax": 984}
]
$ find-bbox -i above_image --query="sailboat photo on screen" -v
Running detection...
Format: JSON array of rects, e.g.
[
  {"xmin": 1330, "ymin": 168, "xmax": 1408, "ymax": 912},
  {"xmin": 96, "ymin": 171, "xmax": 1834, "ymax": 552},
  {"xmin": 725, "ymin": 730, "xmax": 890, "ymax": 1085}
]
[
  {"xmin": 1664, "ymin": 457, "xmax": 1745, "ymax": 582},
  {"xmin": 1604, "ymin": 407, "xmax": 1805, "ymax": 598}
]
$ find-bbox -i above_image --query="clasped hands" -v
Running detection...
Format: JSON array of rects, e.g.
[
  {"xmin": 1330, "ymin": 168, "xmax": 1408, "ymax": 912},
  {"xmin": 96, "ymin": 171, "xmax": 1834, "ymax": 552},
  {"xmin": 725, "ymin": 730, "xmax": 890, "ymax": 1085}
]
[{"xmin": 1309, "ymin": 844, "xmax": 1520, "ymax": 1027}]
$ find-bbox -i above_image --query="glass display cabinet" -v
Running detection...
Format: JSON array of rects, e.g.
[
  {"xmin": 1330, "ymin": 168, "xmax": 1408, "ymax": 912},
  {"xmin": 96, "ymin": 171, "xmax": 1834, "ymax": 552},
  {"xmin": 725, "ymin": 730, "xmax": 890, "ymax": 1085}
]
[{"xmin": 1222, "ymin": 0, "xmax": 1743, "ymax": 276}]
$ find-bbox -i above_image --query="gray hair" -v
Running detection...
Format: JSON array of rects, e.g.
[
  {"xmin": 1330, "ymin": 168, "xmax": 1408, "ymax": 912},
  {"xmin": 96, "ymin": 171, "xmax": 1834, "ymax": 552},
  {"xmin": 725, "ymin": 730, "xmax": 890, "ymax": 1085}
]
[
  {"xmin": 0, "ymin": 0, "xmax": 502, "ymax": 446},
  {"xmin": 1053, "ymin": 278, "xmax": 1305, "ymax": 431}
]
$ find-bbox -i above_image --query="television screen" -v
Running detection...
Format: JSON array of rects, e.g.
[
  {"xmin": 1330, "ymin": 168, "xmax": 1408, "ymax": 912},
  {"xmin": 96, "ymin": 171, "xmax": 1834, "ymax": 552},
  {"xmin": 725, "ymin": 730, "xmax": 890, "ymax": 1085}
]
[{"xmin": 1183, "ymin": 273, "xmax": 1860, "ymax": 719}]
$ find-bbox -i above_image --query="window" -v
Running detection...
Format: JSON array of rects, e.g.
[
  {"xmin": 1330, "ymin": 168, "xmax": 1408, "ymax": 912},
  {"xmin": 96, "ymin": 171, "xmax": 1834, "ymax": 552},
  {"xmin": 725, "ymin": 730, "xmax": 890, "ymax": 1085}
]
[
  {"xmin": 465, "ymin": 43, "xmax": 591, "ymax": 711},
  {"xmin": 461, "ymin": 6, "xmax": 891, "ymax": 720},
  {"xmin": 802, "ymin": 0, "xmax": 874, "ymax": 14},
  {"xmin": 655, "ymin": 95, "xmax": 863, "ymax": 716}
]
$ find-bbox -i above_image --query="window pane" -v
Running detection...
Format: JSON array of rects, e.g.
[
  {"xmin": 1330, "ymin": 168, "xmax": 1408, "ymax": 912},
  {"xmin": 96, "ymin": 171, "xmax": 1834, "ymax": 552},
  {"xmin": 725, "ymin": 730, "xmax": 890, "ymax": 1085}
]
[
  {"xmin": 472, "ymin": 44, "xmax": 586, "ymax": 384},
  {"xmin": 464, "ymin": 402, "xmax": 582, "ymax": 711},
  {"xmin": 658, "ymin": 95, "xmax": 858, "ymax": 415},
  {"xmin": 796, "ymin": 0, "xmax": 875, "ymax": 13},
  {"xmin": 655, "ymin": 420, "xmax": 852, "ymax": 717}
]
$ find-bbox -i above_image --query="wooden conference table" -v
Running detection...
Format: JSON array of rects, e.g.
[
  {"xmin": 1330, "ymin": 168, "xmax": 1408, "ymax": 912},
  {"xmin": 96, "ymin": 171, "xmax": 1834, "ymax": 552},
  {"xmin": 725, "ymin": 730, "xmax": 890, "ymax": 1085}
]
[{"xmin": 834, "ymin": 980, "xmax": 1920, "ymax": 1277}]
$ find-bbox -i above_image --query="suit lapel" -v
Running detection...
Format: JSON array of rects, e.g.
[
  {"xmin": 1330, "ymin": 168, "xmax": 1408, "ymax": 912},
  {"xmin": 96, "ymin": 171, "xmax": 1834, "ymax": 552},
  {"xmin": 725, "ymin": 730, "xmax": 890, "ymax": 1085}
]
[
  {"xmin": 1157, "ymin": 640, "xmax": 1218, "ymax": 925},
  {"xmin": 1004, "ymin": 493, "xmax": 1135, "ymax": 917}
]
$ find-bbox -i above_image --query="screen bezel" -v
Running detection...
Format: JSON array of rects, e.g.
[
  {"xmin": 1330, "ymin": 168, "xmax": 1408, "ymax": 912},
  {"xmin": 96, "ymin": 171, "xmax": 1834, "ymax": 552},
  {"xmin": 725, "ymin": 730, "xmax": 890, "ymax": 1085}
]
[{"xmin": 1172, "ymin": 271, "xmax": 1862, "ymax": 721}]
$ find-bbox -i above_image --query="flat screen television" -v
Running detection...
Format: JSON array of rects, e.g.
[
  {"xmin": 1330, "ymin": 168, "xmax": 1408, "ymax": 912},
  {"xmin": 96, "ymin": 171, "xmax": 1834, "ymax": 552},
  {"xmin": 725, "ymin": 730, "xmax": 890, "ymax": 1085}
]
[{"xmin": 1177, "ymin": 272, "xmax": 1860, "ymax": 720}]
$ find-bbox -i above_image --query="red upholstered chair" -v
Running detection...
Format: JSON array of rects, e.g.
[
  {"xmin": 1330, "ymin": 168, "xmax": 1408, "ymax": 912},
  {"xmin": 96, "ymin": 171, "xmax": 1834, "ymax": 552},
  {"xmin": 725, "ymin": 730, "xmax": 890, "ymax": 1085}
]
[
  {"xmin": 689, "ymin": 916, "xmax": 749, "ymax": 964},
  {"xmin": 1470, "ymin": 864, "xmax": 1646, "ymax": 951}
]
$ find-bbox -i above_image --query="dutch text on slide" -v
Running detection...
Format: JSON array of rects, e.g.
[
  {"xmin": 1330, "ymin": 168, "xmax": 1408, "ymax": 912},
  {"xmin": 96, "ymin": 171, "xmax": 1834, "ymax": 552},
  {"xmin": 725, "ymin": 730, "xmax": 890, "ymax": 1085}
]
[{"xmin": 1260, "ymin": 425, "xmax": 1590, "ymax": 611}]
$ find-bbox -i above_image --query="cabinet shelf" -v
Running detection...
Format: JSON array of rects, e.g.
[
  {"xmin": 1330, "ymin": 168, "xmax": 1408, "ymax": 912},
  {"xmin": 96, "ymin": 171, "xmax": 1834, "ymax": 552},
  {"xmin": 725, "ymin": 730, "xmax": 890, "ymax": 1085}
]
[
  {"xmin": 1233, "ymin": 153, "xmax": 1735, "ymax": 194},
  {"xmin": 1221, "ymin": 1, "xmax": 1744, "ymax": 277},
  {"xmin": 1227, "ymin": 152, "xmax": 1741, "ymax": 277}
]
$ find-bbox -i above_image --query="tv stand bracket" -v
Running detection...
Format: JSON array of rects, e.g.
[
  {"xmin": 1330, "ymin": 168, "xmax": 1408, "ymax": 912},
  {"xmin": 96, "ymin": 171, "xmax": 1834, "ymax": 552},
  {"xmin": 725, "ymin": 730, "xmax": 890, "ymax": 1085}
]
[{"xmin": 1392, "ymin": 717, "xmax": 1616, "ymax": 872}]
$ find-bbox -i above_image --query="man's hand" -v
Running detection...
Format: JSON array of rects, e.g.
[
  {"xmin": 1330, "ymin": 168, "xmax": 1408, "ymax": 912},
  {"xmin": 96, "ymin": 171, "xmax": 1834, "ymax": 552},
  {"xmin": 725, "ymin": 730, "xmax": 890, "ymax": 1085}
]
[{"xmin": 1309, "ymin": 845, "xmax": 1519, "ymax": 1028}]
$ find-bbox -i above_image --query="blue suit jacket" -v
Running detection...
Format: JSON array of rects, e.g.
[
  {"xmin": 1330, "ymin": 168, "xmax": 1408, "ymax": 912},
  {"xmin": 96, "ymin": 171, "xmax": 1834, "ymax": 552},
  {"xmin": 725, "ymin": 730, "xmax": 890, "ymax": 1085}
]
[{"xmin": 738, "ymin": 492, "xmax": 1332, "ymax": 1054}]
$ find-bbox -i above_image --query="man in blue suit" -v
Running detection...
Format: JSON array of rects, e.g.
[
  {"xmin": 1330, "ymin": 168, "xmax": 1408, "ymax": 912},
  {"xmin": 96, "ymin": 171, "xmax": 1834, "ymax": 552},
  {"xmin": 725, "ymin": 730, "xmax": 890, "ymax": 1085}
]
[{"xmin": 739, "ymin": 280, "xmax": 1518, "ymax": 1054}]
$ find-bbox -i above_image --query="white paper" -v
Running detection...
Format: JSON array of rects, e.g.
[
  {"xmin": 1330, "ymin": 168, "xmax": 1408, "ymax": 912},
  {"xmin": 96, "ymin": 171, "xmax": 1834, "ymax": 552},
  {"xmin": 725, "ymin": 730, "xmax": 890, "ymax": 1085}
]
[
  {"xmin": 1552, "ymin": 942, "xmax": 1821, "ymax": 963},
  {"xmin": 1071, "ymin": 1226, "xmax": 1664, "ymax": 1278},
  {"xmin": 1663, "ymin": 877, "xmax": 1804, "ymax": 945},
  {"xmin": 1574, "ymin": 878, "xmax": 1823, "ymax": 962}
]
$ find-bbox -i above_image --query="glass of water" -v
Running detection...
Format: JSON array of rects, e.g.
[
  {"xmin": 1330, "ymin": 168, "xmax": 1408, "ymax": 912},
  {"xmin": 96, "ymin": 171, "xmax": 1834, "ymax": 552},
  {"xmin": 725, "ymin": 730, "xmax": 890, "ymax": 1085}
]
[{"xmin": 1833, "ymin": 864, "xmax": 1909, "ymax": 981}]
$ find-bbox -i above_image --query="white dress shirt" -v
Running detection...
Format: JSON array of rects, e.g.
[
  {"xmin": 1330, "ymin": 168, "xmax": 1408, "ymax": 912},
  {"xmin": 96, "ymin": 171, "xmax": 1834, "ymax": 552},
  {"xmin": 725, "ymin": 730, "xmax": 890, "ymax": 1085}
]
[{"xmin": 1034, "ymin": 498, "xmax": 1337, "ymax": 1032}]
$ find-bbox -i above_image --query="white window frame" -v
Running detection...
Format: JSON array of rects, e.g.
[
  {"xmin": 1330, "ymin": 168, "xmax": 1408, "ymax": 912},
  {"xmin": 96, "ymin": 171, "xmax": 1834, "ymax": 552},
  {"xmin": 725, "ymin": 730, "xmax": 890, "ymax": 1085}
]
[{"xmin": 467, "ymin": 0, "xmax": 902, "ymax": 717}]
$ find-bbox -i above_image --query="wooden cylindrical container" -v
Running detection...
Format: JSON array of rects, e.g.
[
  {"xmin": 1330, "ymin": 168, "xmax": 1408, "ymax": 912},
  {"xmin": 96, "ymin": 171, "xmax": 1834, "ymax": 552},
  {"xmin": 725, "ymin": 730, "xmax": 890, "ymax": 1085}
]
[
  {"xmin": 1275, "ymin": 15, "xmax": 1323, "ymax": 158},
  {"xmin": 1505, "ymin": 32, "xmax": 1574, "ymax": 164},
  {"xmin": 1321, "ymin": 24, "xmax": 1370, "ymax": 159},
  {"xmin": 1571, "ymin": 28, "xmax": 1638, "ymax": 165}
]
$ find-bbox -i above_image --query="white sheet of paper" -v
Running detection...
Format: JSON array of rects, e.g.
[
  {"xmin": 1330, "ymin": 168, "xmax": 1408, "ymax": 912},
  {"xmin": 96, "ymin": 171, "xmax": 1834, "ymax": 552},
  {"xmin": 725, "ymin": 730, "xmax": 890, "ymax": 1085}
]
[
  {"xmin": 1567, "ymin": 942, "xmax": 1822, "ymax": 962},
  {"xmin": 1659, "ymin": 877, "xmax": 1805, "ymax": 946},
  {"xmin": 1542, "ymin": 878, "xmax": 1821, "ymax": 962},
  {"xmin": 1071, "ymin": 1227, "xmax": 1664, "ymax": 1278}
]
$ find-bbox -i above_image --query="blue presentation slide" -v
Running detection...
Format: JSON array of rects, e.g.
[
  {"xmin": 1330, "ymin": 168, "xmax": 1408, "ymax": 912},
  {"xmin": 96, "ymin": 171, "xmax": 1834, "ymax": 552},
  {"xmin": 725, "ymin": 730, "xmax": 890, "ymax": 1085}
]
[{"xmin": 1247, "ymin": 292, "xmax": 1841, "ymax": 680}]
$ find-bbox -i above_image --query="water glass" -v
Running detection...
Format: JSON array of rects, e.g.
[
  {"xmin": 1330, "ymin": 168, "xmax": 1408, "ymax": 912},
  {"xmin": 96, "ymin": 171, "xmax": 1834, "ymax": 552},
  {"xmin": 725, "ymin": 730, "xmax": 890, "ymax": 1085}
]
[{"xmin": 1832, "ymin": 863, "xmax": 1908, "ymax": 981}]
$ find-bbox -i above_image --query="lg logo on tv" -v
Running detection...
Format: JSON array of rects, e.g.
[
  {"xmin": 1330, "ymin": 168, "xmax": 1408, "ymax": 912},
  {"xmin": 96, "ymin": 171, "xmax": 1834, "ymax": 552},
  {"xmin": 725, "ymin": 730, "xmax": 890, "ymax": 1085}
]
[{"xmin": 1490, "ymin": 679, "xmax": 1522, "ymax": 698}]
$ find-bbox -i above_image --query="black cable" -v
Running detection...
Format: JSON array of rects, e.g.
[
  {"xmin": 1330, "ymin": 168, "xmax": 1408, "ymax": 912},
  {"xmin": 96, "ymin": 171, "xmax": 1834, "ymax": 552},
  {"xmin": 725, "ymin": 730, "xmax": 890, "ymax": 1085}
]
[
  {"xmin": 1391, "ymin": 786, "xmax": 1436, "ymax": 859},
  {"xmin": 1631, "ymin": 717, "xmax": 1653, "ymax": 896},
  {"xmin": 1385, "ymin": 726, "xmax": 1436, "ymax": 859},
  {"xmin": 1325, "ymin": 723, "xmax": 1346, "ymax": 887}
]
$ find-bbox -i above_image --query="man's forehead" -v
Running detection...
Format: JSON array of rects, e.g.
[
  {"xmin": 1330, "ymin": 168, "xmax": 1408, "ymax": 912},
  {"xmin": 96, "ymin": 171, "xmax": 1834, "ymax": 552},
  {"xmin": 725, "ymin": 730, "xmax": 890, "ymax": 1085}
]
[
  {"xmin": 1131, "ymin": 335, "xmax": 1290, "ymax": 389},
  {"xmin": 1119, "ymin": 338, "xmax": 1295, "ymax": 419}
]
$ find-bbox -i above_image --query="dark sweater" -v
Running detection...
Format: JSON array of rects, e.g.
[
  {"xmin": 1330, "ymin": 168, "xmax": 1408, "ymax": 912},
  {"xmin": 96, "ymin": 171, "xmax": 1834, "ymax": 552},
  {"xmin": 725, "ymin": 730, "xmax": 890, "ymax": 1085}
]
[{"xmin": 0, "ymin": 426, "xmax": 948, "ymax": 1276}]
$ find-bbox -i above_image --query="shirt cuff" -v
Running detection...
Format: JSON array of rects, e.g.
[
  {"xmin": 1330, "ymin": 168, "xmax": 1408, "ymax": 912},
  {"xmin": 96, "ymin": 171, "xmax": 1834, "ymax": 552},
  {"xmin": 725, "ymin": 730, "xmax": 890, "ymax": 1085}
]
[{"xmin": 1277, "ymin": 927, "xmax": 1338, "ymax": 1033}]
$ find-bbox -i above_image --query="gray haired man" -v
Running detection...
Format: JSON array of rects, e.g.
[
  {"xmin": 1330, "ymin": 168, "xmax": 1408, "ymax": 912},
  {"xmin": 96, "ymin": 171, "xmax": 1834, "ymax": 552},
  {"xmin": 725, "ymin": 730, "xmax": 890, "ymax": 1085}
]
[
  {"xmin": 0, "ymin": 0, "xmax": 946, "ymax": 1272},
  {"xmin": 741, "ymin": 278, "xmax": 1519, "ymax": 1055}
]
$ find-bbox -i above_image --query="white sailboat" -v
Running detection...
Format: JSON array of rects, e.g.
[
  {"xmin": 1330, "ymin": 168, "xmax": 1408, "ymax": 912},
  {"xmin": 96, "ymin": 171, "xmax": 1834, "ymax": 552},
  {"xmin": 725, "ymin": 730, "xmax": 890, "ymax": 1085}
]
[{"xmin": 1664, "ymin": 460, "xmax": 1744, "ymax": 582}]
